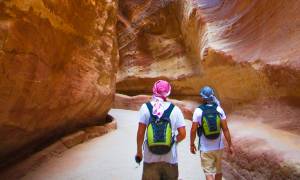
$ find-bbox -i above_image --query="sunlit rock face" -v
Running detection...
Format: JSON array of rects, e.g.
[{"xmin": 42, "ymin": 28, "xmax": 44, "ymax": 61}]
[
  {"xmin": 117, "ymin": 0, "xmax": 300, "ymax": 178},
  {"xmin": 0, "ymin": 0, "xmax": 118, "ymax": 164},
  {"xmin": 117, "ymin": 0, "xmax": 300, "ymax": 107},
  {"xmin": 117, "ymin": 0, "xmax": 201, "ymax": 94}
]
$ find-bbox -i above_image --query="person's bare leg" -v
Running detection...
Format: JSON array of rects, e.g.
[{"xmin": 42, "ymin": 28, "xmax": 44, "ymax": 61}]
[
  {"xmin": 205, "ymin": 174, "xmax": 214, "ymax": 180},
  {"xmin": 215, "ymin": 173, "xmax": 222, "ymax": 180}
]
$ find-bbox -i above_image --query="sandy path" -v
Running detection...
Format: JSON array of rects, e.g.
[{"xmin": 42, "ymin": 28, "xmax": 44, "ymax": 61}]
[{"xmin": 15, "ymin": 109, "xmax": 205, "ymax": 180}]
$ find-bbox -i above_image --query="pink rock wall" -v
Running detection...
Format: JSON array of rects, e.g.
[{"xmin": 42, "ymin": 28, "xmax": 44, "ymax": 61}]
[
  {"xmin": 117, "ymin": 0, "xmax": 300, "ymax": 107},
  {"xmin": 116, "ymin": 0, "xmax": 300, "ymax": 178}
]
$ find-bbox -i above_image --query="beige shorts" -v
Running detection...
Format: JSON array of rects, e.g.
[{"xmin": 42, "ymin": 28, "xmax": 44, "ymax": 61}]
[{"xmin": 200, "ymin": 149, "xmax": 223, "ymax": 175}]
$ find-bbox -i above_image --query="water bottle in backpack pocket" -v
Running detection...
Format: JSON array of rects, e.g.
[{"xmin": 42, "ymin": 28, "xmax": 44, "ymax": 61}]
[{"xmin": 146, "ymin": 102, "xmax": 175, "ymax": 155}]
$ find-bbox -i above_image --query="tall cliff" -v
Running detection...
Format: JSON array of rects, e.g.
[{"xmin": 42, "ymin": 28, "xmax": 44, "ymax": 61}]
[
  {"xmin": 116, "ymin": 0, "xmax": 300, "ymax": 179},
  {"xmin": 0, "ymin": 0, "xmax": 118, "ymax": 165},
  {"xmin": 117, "ymin": 0, "xmax": 300, "ymax": 107}
]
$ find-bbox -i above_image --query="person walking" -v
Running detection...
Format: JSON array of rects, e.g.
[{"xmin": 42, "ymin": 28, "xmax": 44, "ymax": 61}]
[
  {"xmin": 190, "ymin": 86, "xmax": 234, "ymax": 180},
  {"xmin": 136, "ymin": 80, "xmax": 186, "ymax": 180}
]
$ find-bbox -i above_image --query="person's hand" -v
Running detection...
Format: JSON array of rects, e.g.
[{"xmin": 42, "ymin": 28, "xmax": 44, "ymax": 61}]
[
  {"xmin": 190, "ymin": 144, "xmax": 197, "ymax": 154},
  {"xmin": 135, "ymin": 150, "xmax": 143, "ymax": 163},
  {"xmin": 228, "ymin": 145, "xmax": 234, "ymax": 155}
]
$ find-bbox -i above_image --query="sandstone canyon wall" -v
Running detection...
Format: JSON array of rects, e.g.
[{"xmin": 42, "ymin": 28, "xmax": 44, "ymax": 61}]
[
  {"xmin": 116, "ymin": 0, "xmax": 300, "ymax": 179},
  {"xmin": 117, "ymin": 0, "xmax": 300, "ymax": 107},
  {"xmin": 0, "ymin": 0, "xmax": 118, "ymax": 166},
  {"xmin": 0, "ymin": 0, "xmax": 299, "ymax": 178},
  {"xmin": 117, "ymin": 0, "xmax": 200, "ymax": 95}
]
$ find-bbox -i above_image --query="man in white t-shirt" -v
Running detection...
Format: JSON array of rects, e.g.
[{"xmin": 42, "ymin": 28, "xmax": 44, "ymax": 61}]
[
  {"xmin": 190, "ymin": 86, "xmax": 234, "ymax": 180},
  {"xmin": 136, "ymin": 80, "xmax": 186, "ymax": 180}
]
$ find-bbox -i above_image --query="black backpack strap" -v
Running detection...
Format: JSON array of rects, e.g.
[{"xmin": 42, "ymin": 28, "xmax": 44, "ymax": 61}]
[{"xmin": 161, "ymin": 103, "xmax": 175, "ymax": 119}]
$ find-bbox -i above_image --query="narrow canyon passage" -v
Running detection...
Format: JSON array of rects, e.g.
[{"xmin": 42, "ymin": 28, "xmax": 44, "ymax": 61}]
[
  {"xmin": 1, "ymin": 102, "xmax": 300, "ymax": 179},
  {"xmin": 1, "ymin": 0, "xmax": 300, "ymax": 179}
]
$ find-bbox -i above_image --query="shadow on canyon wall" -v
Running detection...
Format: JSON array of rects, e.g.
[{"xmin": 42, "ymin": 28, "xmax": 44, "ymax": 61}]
[{"xmin": 0, "ymin": 0, "xmax": 299, "ymax": 179}]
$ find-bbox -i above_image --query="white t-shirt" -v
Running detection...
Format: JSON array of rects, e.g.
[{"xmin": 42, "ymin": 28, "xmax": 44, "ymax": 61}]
[
  {"xmin": 192, "ymin": 104, "xmax": 226, "ymax": 152},
  {"xmin": 139, "ymin": 101, "xmax": 185, "ymax": 164}
]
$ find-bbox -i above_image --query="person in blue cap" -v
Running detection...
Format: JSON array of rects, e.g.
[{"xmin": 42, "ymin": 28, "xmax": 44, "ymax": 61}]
[{"xmin": 190, "ymin": 86, "xmax": 234, "ymax": 180}]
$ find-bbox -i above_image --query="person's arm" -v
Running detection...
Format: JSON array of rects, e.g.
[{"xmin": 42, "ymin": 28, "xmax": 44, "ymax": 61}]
[
  {"xmin": 220, "ymin": 120, "xmax": 234, "ymax": 154},
  {"xmin": 190, "ymin": 108, "xmax": 201, "ymax": 154},
  {"xmin": 173, "ymin": 106, "xmax": 186, "ymax": 143},
  {"xmin": 176, "ymin": 126, "xmax": 186, "ymax": 143},
  {"xmin": 136, "ymin": 123, "xmax": 147, "ymax": 159},
  {"xmin": 190, "ymin": 122, "xmax": 198, "ymax": 154}
]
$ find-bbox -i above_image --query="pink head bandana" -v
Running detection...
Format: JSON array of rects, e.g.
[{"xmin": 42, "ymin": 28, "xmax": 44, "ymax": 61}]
[
  {"xmin": 151, "ymin": 80, "xmax": 171, "ymax": 118},
  {"xmin": 152, "ymin": 80, "xmax": 171, "ymax": 101}
]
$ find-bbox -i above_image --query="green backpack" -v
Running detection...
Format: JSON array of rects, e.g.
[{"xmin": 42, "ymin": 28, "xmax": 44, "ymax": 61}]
[
  {"xmin": 197, "ymin": 103, "xmax": 221, "ymax": 139},
  {"xmin": 146, "ymin": 102, "xmax": 175, "ymax": 155}
]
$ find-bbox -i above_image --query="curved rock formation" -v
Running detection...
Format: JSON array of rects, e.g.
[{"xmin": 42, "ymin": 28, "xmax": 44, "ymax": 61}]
[
  {"xmin": 116, "ymin": 0, "xmax": 300, "ymax": 178},
  {"xmin": 113, "ymin": 93, "xmax": 198, "ymax": 120},
  {"xmin": 117, "ymin": 0, "xmax": 300, "ymax": 107},
  {"xmin": 117, "ymin": 0, "xmax": 200, "ymax": 94},
  {"xmin": 0, "ymin": 0, "xmax": 118, "ymax": 166}
]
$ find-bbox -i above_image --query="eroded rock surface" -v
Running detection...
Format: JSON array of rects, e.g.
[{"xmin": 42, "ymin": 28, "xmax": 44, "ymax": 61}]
[
  {"xmin": 117, "ymin": 0, "xmax": 201, "ymax": 93},
  {"xmin": 116, "ymin": 1, "xmax": 300, "ymax": 177},
  {"xmin": 223, "ymin": 101, "xmax": 300, "ymax": 179},
  {"xmin": 117, "ymin": 0, "xmax": 300, "ymax": 107},
  {"xmin": 113, "ymin": 93, "xmax": 198, "ymax": 119},
  {"xmin": 0, "ymin": 0, "xmax": 118, "ymax": 165}
]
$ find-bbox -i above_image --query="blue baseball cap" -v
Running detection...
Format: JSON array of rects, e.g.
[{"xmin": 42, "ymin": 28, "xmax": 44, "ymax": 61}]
[{"xmin": 199, "ymin": 86, "xmax": 214, "ymax": 100}]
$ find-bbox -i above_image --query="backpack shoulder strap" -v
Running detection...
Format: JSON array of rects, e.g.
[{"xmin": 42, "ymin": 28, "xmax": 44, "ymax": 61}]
[
  {"xmin": 210, "ymin": 103, "xmax": 220, "ymax": 115},
  {"xmin": 198, "ymin": 104, "xmax": 209, "ymax": 115},
  {"xmin": 146, "ymin": 102, "xmax": 152, "ymax": 112},
  {"xmin": 198, "ymin": 104, "xmax": 205, "ymax": 110},
  {"xmin": 145, "ymin": 102, "xmax": 155, "ymax": 118},
  {"xmin": 161, "ymin": 103, "xmax": 175, "ymax": 119},
  {"xmin": 199, "ymin": 103, "xmax": 219, "ymax": 115},
  {"xmin": 197, "ymin": 104, "xmax": 205, "ymax": 126},
  {"xmin": 211, "ymin": 103, "xmax": 218, "ymax": 109}
]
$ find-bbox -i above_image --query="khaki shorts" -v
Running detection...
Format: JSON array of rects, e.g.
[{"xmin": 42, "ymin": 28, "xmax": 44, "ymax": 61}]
[{"xmin": 200, "ymin": 149, "xmax": 223, "ymax": 175}]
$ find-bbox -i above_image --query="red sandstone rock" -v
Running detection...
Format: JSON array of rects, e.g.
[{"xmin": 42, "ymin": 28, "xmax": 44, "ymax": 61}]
[
  {"xmin": 84, "ymin": 126, "xmax": 108, "ymax": 140},
  {"xmin": 61, "ymin": 131, "xmax": 86, "ymax": 149},
  {"xmin": 104, "ymin": 119, "xmax": 118, "ymax": 132},
  {"xmin": 118, "ymin": 0, "xmax": 300, "ymax": 178},
  {"xmin": 0, "ymin": 0, "xmax": 118, "ymax": 165},
  {"xmin": 113, "ymin": 94, "xmax": 151, "ymax": 111},
  {"xmin": 116, "ymin": 0, "xmax": 300, "ymax": 107},
  {"xmin": 223, "ymin": 101, "xmax": 300, "ymax": 179},
  {"xmin": 61, "ymin": 118, "xmax": 118, "ymax": 148},
  {"xmin": 113, "ymin": 93, "xmax": 198, "ymax": 120},
  {"xmin": 117, "ymin": 1, "xmax": 300, "ymax": 178},
  {"xmin": 0, "ymin": 141, "xmax": 67, "ymax": 179}
]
